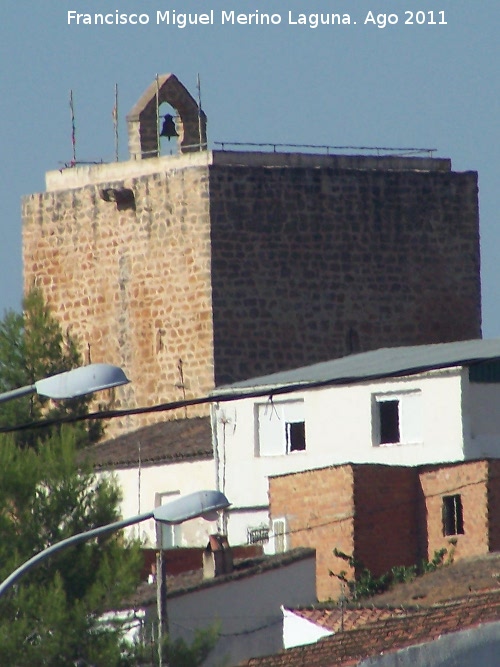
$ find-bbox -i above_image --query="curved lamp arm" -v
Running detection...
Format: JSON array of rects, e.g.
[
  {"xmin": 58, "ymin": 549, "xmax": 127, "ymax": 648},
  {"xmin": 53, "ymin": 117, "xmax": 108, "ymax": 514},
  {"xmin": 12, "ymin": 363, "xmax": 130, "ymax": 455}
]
[{"xmin": 0, "ymin": 490, "xmax": 230, "ymax": 598}]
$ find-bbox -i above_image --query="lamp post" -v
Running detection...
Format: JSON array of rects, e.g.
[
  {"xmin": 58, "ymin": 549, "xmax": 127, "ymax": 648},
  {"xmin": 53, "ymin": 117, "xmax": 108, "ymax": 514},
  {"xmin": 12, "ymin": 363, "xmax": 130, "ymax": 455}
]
[
  {"xmin": 0, "ymin": 363, "xmax": 129, "ymax": 404},
  {"xmin": 0, "ymin": 489, "xmax": 230, "ymax": 598}
]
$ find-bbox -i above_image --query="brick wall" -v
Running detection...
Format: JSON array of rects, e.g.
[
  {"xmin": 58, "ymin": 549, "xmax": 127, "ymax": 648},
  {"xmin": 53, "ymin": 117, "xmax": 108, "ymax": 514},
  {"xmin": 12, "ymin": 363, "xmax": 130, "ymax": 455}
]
[
  {"xmin": 487, "ymin": 460, "xmax": 500, "ymax": 552},
  {"xmin": 22, "ymin": 152, "xmax": 481, "ymax": 435},
  {"xmin": 269, "ymin": 466, "xmax": 356, "ymax": 600},
  {"xmin": 420, "ymin": 461, "xmax": 490, "ymax": 561},
  {"xmin": 353, "ymin": 465, "xmax": 421, "ymax": 576},
  {"xmin": 270, "ymin": 460, "xmax": 497, "ymax": 602}
]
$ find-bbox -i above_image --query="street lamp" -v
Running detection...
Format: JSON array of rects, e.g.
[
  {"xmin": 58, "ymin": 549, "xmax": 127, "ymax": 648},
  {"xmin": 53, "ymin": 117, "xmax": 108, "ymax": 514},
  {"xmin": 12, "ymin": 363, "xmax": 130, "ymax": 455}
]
[
  {"xmin": 0, "ymin": 490, "xmax": 230, "ymax": 598},
  {"xmin": 0, "ymin": 363, "xmax": 130, "ymax": 404}
]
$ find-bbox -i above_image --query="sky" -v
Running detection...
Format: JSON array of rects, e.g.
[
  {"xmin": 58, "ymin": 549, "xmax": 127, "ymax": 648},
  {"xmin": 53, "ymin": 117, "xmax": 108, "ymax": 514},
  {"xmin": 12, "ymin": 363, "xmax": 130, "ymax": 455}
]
[{"xmin": 1, "ymin": 1, "xmax": 499, "ymax": 336}]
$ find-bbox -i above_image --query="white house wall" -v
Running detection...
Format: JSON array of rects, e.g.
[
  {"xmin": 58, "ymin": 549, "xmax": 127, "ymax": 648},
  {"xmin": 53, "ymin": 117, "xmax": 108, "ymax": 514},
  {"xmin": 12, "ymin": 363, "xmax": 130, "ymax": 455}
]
[
  {"xmin": 281, "ymin": 607, "xmax": 333, "ymax": 649},
  {"xmin": 306, "ymin": 370, "xmax": 466, "ymax": 466},
  {"xmin": 99, "ymin": 459, "xmax": 219, "ymax": 547},
  {"xmin": 159, "ymin": 554, "xmax": 317, "ymax": 667},
  {"xmin": 467, "ymin": 380, "xmax": 500, "ymax": 457},
  {"xmin": 214, "ymin": 368, "xmax": 470, "ymax": 548}
]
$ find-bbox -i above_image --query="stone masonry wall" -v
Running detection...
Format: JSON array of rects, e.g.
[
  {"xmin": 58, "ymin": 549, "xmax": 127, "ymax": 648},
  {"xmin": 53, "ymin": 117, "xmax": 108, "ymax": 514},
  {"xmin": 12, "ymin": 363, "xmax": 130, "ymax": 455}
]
[
  {"xmin": 22, "ymin": 164, "xmax": 214, "ymax": 435},
  {"xmin": 22, "ymin": 153, "xmax": 481, "ymax": 437},
  {"xmin": 209, "ymin": 164, "xmax": 481, "ymax": 384}
]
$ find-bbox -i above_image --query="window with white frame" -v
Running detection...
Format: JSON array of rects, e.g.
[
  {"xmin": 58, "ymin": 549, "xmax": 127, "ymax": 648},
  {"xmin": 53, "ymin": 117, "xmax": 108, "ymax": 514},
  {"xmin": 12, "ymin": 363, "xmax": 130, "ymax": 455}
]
[
  {"xmin": 256, "ymin": 400, "xmax": 306, "ymax": 456},
  {"xmin": 155, "ymin": 491, "xmax": 182, "ymax": 548},
  {"xmin": 271, "ymin": 517, "xmax": 287, "ymax": 554},
  {"xmin": 372, "ymin": 391, "xmax": 422, "ymax": 446}
]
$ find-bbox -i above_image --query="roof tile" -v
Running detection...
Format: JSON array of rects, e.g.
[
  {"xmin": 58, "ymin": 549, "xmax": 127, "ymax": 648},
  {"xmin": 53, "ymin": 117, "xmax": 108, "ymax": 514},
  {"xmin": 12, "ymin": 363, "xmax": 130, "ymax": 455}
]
[{"xmin": 84, "ymin": 416, "xmax": 213, "ymax": 469}]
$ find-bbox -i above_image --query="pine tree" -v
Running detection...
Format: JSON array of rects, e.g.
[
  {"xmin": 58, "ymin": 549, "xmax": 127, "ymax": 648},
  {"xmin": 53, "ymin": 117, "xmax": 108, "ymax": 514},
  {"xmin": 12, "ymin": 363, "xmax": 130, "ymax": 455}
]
[
  {"xmin": 0, "ymin": 288, "xmax": 104, "ymax": 448},
  {"xmin": 0, "ymin": 430, "xmax": 142, "ymax": 666},
  {"xmin": 0, "ymin": 290, "xmax": 142, "ymax": 664}
]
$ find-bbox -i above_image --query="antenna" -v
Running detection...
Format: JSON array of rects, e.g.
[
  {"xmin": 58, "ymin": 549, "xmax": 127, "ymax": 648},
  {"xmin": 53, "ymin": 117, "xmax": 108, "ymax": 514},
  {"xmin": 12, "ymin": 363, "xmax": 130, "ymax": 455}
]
[
  {"xmin": 112, "ymin": 83, "xmax": 119, "ymax": 162},
  {"xmin": 155, "ymin": 73, "xmax": 160, "ymax": 157},
  {"xmin": 69, "ymin": 90, "xmax": 77, "ymax": 166},
  {"xmin": 197, "ymin": 73, "xmax": 203, "ymax": 151}
]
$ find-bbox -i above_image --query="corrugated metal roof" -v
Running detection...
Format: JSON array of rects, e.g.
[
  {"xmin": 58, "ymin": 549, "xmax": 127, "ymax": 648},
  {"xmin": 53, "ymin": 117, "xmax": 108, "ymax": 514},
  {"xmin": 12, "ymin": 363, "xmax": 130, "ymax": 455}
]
[{"xmin": 216, "ymin": 338, "xmax": 500, "ymax": 393}]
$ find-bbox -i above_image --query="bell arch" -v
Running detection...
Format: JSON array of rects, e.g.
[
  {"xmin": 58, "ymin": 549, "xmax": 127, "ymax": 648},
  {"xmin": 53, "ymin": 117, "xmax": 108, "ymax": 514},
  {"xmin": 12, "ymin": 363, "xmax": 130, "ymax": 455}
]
[{"xmin": 126, "ymin": 73, "xmax": 207, "ymax": 159}]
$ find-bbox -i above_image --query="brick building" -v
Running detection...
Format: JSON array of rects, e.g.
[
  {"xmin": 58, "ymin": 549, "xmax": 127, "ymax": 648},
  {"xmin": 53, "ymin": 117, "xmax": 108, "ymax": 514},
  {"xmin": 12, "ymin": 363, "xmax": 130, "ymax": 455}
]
[
  {"xmin": 269, "ymin": 459, "xmax": 500, "ymax": 601},
  {"xmin": 22, "ymin": 74, "xmax": 481, "ymax": 436}
]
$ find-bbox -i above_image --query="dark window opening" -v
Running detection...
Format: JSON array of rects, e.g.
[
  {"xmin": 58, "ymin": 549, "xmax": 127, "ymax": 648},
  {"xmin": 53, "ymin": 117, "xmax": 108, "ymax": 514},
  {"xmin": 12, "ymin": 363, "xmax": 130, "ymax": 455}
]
[
  {"xmin": 286, "ymin": 421, "xmax": 306, "ymax": 452},
  {"xmin": 442, "ymin": 495, "xmax": 464, "ymax": 536},
  {"xmin": 379, "ymin": 400, "xmax": 400, "ymax": 444}
]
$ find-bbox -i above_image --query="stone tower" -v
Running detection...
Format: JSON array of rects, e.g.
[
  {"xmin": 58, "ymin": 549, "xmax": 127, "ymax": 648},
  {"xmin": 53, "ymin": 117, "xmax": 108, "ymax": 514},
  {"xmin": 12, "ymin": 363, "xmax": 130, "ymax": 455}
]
[{"xmin": 22, "ymin": 74, "xmax": 481, "ymax": 435}]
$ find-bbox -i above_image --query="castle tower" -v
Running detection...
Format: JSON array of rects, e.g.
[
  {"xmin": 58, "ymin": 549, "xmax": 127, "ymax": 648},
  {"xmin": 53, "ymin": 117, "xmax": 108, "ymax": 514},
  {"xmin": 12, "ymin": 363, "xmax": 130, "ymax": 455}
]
[{"xmin": 22, "ymin": 75, "xmax": 481, "ymax": 435}]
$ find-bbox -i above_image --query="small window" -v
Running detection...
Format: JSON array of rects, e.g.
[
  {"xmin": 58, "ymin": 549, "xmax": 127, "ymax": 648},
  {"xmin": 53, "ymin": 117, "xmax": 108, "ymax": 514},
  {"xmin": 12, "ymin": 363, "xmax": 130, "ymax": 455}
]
[
  {"xmin": 272, "ymin": 518, "xmax": 287, "ymax": 554},
  {"xmin": 257, "ymin": 400, "xmax": 306, "ymax": 456},
  {"xmin": 247, "ymin": 526, "xmax": 270, "ymax": 546},
  {"xmin": 373, "ymin": 391, "xmax": 422, "ymax": 446},
  {"xmin": 379, "ymin": 400, "xmax": 400, "ymax": 444},
  {"xmin": 442, "ymin": 495, "xmax": 464, "ymax": 536},
  {"xmin": 286, "ymin": 421, "xmax": 306, "ymax": 452},
  {"xmin": 156, "ymin": 491, "xmax": 182, "ymax": 548}
]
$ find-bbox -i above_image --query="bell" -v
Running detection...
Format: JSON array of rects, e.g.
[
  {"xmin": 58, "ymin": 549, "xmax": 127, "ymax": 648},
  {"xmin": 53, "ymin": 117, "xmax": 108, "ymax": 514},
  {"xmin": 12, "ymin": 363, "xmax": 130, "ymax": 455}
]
[{"xmin": 160, "ymin": 114, "xmax": 178, "ymax": 140}]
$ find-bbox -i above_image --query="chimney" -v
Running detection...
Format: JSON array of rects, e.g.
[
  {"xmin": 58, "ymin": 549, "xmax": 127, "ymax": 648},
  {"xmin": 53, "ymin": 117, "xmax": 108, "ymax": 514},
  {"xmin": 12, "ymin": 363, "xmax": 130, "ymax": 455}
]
[{"xmin": 203, "ymin": 535, "xmax": 234, "ymax": 579}]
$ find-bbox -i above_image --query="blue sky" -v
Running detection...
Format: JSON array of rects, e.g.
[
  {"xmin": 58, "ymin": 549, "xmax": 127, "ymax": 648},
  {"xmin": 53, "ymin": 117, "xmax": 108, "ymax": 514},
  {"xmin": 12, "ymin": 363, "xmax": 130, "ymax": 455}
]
[{"xmin": 1, "ymin": 1, "xmax": 499, "ymax": 335}]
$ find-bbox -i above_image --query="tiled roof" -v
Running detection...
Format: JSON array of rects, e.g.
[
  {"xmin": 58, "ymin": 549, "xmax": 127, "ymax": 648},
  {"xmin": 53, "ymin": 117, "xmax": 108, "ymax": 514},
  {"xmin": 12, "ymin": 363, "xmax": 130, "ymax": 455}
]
[
  {"xmin": 85, "ymin": 416, "xmax": 213, "ymax": 469},
  {"xmin": 288, "ymin": 607, "xmax": 410, "ymax": 634},
  {"xmin": 242, "ymin": 590, "xmax": 500, "ymax": 667}
]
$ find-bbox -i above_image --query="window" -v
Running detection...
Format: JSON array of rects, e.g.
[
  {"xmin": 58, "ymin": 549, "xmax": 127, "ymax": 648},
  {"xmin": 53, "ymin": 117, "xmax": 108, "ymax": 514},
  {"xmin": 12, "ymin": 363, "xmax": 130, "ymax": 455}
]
[
  {"xmin": 442, "ymin": 495, "xmax": 464, "ymax": 536},
  {"xmin": 379, "ymin": 399, "xmax": 400, "ymax": 444},
  {"xmin": 257, "ymin": 400, "xmax": 306, "ymax": 456},
  {"xmin": 247, "ymin": 526, "xmax": 270, "ymax": 546},
  {"xmin": 373, "ymin": 391, "xmax": 422, "ymax": 446},
  {"xmin": 286, "ymin": 421, "xmax": 306, "ymax": 452},
  {"xmin": 272, "ymin": 518, "xmax": 287, "ymax": 554},
  {"xmin": 155, "ymin": 491, "xmax": 182, "ymax": 548}
]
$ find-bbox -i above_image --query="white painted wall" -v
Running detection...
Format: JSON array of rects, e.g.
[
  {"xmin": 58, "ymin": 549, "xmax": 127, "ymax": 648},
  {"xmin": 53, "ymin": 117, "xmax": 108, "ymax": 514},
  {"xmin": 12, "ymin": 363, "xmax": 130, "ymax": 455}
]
[
  {"xmin": 145, "ymin": 552, "xmax": 317, "ymax": 667},
  {"xmin": 99, "ymin": 458, "xmax": 219, "ymax": 547},
  {"xmin": 467, "ymin": 380, "xmax": 500, "ymax": 457},
  {"xmin": 282, "ymin": 607, "xmax": 333, "ymax": 649},
  {"xmin": 214, "ymin": 368, "xmax": 493, "ymax": 549}
]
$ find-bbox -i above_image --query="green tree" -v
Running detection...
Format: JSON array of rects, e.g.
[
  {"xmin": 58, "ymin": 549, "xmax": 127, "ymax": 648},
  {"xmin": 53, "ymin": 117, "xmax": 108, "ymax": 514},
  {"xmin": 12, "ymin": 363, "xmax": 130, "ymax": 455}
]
[
  {"xmin": 128, "ymin": 624, "xmax": 221, "ymax": 667},
  {"xmin": 0, "ymin": 290, "xmax": 142, "ymax": 664},
  {"xmin": 0, "ymin": 429, "xmax": 142, "ymax": 666},
  {"xmin": 0, "ymin": 288, "xmax": 104, "ymax": 448}
]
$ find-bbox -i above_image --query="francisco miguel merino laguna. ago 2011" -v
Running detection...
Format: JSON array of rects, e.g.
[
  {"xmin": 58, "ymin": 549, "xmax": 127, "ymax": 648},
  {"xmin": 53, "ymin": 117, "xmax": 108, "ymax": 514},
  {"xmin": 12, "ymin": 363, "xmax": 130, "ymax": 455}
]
[{"xmin": 67, "ymin": 9, "xmax": 447, "ymax": 29}]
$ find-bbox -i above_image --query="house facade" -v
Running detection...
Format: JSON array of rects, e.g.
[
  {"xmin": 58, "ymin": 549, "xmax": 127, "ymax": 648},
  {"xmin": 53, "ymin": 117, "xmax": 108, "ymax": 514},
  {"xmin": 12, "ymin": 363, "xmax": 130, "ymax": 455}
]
[
  {"xmin": 212, "ymin": 339, "xmax": 500, "ymax": 551},
  {"xmin": 88, "ymin": 416, "xmax": 219, "ymax": 547},
  {"xmin": 128, "ymin": 547, "xmax": 316, "ymax": 667}
]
